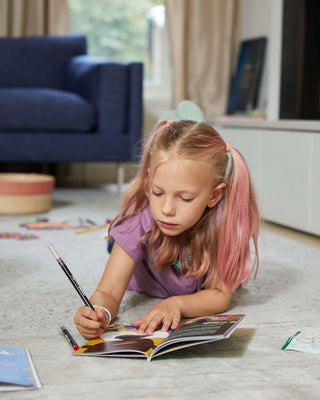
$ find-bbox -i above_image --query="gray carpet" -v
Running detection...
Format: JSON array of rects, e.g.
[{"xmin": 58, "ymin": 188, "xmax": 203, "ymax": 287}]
[{"xmin": 1, "ymin": 186, "xmax": 320, "ymax": 399}]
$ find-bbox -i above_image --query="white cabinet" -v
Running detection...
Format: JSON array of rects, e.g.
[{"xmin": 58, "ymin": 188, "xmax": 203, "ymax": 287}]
[
  {"xmin": 212, "ymin": 1, "xmax": 320, "ymax": 235},
  {"xmin": 215, "ymin": 122, "xmax": 320, "ymax": 236}
]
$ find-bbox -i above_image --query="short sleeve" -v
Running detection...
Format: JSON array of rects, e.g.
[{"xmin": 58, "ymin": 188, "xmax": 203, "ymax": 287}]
[{"xmin": 110, "ymin": 207, "xmax": 153, "ymax": 262}]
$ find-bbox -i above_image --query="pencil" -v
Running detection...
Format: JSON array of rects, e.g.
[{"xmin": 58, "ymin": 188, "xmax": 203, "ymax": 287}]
[
  {"xmin": 48, "ymin": 243, "xmax": 95, "ymax": 311},
  {"xmin": 75, "ymin": 225, "xmax": 104, "ymax": 235}
]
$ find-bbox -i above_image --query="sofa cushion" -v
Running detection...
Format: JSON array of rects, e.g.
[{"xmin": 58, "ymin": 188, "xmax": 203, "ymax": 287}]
[
  {"xmin": 0, "ymin": 35, "xmax": 87, "ymax": 89},
  {"xmin": 0, "ymin": 88, "xmax": 95, "ymax": 132}
]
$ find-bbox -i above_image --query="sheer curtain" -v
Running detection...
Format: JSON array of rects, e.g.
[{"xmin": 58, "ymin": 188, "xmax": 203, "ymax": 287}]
[
  {"xmin": 166, "ymin": 0, "xmax": 239, "ymax": 119},
  {"xmin": 0, "ymin": 0, "xmax": 69, "ymax": 37}
]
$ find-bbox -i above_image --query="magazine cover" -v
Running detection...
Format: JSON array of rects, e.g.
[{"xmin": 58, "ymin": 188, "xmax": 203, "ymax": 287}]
[{"xmin": 0, "ymin": 346, "xmax": 41, "ymax": 391}]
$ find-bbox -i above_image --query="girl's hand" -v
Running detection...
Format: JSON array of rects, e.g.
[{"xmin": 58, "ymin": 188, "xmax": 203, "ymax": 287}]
[
  {"xmin": 73, "ymin": 306, "xmax": 107, "ymax": 339},
  {"xmin": 131, "ymin": 297, "xmax": 182, "ymax": 334}
]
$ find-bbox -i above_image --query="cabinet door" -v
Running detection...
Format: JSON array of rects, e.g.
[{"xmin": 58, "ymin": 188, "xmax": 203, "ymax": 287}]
[
  {"xmin": 310, "ymin": 134, "xmax": 320, "ymax": 235},
  {"xmin": 218, "ymin": 126, "xmax": 320, "ymax": 235},
  {"xmin": 259, "ymin": 129, "xmax": 310, "ymax": 232}
]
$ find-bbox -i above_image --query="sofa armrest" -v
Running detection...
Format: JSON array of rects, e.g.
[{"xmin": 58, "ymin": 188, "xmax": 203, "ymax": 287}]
[{"xmin": 66, "ymin": 55, "xmax": 142, "ymax": 143}]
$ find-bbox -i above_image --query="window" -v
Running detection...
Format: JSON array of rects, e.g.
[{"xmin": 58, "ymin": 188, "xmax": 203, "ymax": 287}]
[{"xmin": 68, "ymin": 0, "xmax": 169, "ymax": 98}]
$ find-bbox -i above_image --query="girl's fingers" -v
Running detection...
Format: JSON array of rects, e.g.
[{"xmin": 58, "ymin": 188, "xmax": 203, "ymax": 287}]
[
  {"xmin": 137, "ymin": 321, "xmax": 150, "ymax": 334},
  {"xmin": 78, "ymin": 306, "xmax": 100, "ymax": 322},
  {"xmin": 96, "ymin": 310, "xmax": 105, "ymax": 321},
  {"xmin": 161, "ymin": 317, "xmax": 173, "ymax": 332},
  {"xmin": 130, "ymin": 318, "xmax": 143, "ymax": 327},
  {"xmin": 133, "ymin": 315, "xmax": 173, "ymax": 334},
  {"xmin": 74, "ymin": 305, "xmax": 110, "ymax": 339},
  {"xmin": 80, "ymin": 316, "xmax": 101, "ymax": 330},
  {"xmin": 170, "ymin": 317, "xmax": 180, "ymax": 330},
  {"xmin": 74, "ymin": 307, "xmax": 102, "ymax": 332},
  {"xmin": 76, "ymin": 318, "xmax": 103, "ymax": 339},
  {"xmin": 131, "ymin": 300, "xmax": 181, "ymax": 334},
  {"xmin": 80, "ymin": 328, "xmax": 100, "ymax": 339},
  {"xmin": 131, "ymin": 317, "xmax": 154, "ymax": 334},
  {"xmin": 145, "ymin": 318, "xmax": 162, "ymax": 335}
]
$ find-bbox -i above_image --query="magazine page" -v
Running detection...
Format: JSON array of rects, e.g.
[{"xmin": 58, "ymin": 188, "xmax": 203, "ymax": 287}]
[
  {"xmin": 152, "ymin": 314, "xmax": 245, "ymax": 357},
  {"xmin": 74, "ymin": 324, "xmax": 170, "ymax": 358}
]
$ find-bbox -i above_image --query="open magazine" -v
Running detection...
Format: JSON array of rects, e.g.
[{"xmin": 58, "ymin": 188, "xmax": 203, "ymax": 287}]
[{"xmin": 74, "ymin": 314, "xmax": 245, "ymax": 361}]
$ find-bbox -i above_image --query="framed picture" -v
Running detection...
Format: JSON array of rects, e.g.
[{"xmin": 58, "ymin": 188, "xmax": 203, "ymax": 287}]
[{"xmin": 226, "ymin": 37, "xmax": 267, "ymax": 115}]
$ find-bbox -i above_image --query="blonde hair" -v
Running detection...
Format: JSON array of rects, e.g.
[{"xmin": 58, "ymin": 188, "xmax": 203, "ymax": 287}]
[{"xmin": 110, "ymin": 120, "xmax": 260, "ymax": 290}]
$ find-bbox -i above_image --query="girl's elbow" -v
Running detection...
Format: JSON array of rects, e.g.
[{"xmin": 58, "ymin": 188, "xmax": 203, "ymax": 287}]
[
  {"xmin": 219, "ymin": 290, "xmax": 233, "ymax": 312},
  {"xmin": 207, "ymin": 289, "xmax": 232, "ymax": 314}
]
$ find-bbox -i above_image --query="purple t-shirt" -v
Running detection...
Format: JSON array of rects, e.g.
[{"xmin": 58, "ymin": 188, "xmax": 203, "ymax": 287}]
[{"xmin": 110, "ymin": 206, "xmax": 203, "ymax": 298}]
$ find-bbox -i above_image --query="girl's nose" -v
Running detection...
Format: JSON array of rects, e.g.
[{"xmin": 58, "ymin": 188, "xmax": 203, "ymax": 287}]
[{"xmin": 161, "ymin": 198, "xmax": 175, "ymax": 216}]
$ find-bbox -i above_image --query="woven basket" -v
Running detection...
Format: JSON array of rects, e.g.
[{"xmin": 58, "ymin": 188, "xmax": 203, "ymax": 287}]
[{"xmin": 0, "ymin": 173, "xmax": 55, "ymax": 215}]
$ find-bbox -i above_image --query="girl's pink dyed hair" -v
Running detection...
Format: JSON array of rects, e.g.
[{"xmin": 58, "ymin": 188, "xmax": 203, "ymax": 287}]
[{"xmin": 111, "ymin": 120, "xmax": 260, "ymax": 291}]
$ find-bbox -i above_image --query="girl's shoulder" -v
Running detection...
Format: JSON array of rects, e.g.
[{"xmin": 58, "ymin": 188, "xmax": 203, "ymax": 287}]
[
  {"xmin": 132, "ymin": 205, "xmax": 154, "ymax": 236},
  {"xmin": 111, "ymin": 205, "xmax": 153, "ymax": 237},
  {"xmin": 110, "ymin": 206, "xmax": 154, "ymax": 262},
  {"xmin": 138, "ymin": 205, "xmax": 153, "ymax": 229}
]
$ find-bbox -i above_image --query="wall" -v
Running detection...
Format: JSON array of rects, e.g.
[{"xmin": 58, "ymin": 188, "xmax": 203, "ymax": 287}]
[{"xmin": 239, "ymin": 0, "xmax": 270, "ymax": 39}]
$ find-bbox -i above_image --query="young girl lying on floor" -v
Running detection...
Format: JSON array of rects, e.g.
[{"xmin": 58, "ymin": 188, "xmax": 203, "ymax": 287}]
[{"xmin": 74, "ymin": 120, "xmax": 260, "ymax": 338}]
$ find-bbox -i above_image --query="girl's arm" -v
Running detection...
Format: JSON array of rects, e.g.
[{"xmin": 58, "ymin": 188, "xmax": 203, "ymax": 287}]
[
  {"xmin": 74, "ymin": 242, "xmax": 136, "ymax": 338},
  {"xmin": 131, "ymin": 281, "xmax": 233, "ymax": 334}
]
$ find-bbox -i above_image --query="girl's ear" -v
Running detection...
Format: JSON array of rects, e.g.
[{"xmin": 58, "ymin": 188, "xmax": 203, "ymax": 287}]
[{"xmin": 207, "ymin": 183, "xmax": 226, "ymax": 208}]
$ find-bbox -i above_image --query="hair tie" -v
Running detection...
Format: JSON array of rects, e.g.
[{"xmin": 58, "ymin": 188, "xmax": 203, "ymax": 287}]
[
  {"xmin": 224, "ymin": 152, "xmax": 233, "ymax": 180},
  {"xmin": 226, "ymin": 143, "xmax": 232, "ymax": 152}
]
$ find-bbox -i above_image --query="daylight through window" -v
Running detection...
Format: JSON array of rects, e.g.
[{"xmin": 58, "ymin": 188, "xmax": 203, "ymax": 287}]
[{"xmin": 68, "ymin": 0, "xmax": 165, "ymax": 83}]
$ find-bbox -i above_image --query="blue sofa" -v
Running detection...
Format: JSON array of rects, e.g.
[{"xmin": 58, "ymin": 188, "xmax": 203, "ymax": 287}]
[{"xmin": 0, "ymin": 34, "xmax": 143, "ymax": 171}]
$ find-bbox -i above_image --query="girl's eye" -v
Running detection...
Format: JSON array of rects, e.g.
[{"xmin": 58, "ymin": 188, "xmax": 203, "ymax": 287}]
[
  {"xmin": 152, "ymin": 191, "xmax": 162, "ymax": 197},
  {"xmin": 181, "ymin": 197, "xmax": 194, "ymax": 203}
]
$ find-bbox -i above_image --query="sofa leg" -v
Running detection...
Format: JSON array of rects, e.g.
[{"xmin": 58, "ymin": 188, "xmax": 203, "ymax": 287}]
[{"xmin": 116, "ymin": 163, "xmax": 125, "ymax": 194}]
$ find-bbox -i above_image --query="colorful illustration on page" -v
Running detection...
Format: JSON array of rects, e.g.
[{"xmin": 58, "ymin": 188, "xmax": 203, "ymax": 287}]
[{"xmin": 75, "ymin": 325, "xmax": 169, "ymax": 357}]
